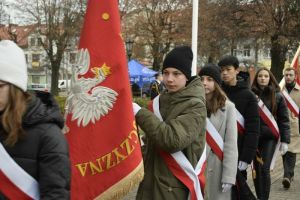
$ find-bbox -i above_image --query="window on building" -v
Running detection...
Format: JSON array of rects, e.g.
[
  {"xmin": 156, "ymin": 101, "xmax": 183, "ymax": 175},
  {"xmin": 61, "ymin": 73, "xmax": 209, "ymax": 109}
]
[
  {"xmin": 243, "ymin": 45, "xmax": 251, "ymax": 57},
  {"xmin": 233, "ymin": 49, "xmax": 237, "ymax": 56},
  {"xmin": 264, "ymin": 49, "xmax": 271, "ymax": 58},
  {"xmin": 32, "ymin": 54, "xmax": 40, "ymax": 62},
  {"xmin": 30, "ymin": 38, "xmax": 36, "ymax": 46},
  {"xmin": 32, "ymin": 76, "xmax": 40, "ymax": 84},
  {"xmin": 69, "ymin": 52, "xmax": 76, "ymax": 64},
  {"xmin": 38, "ymin": 37, "xmax": 43, "ymax": 46}
]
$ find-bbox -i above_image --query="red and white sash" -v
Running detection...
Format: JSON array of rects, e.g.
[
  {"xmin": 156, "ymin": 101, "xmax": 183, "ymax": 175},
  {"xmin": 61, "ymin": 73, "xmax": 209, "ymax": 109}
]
[
  {"xmin": 235, "ymin": 109, "xmax": 245, "ymax": 134},
  {"xmin": 282, "ymin": 90, "xmax": 299, "ymax": 117},
  {"xmin": 206, "ymin": 119, "xmax": 224, "ymax": 161},
  {"xmin": 151, "ymin": 96, "xmax": 206, "ymax": 200},
  {"xmin": 257, "ymin": 99, "xmax": 281, "ymax": 170},
  {"xmin": 258, "ymin": 99, "xmax": 280, "ymax": 139},
  {"xmin": 0, "ymin": 143, "xmax": 39, "ymax": 200}
]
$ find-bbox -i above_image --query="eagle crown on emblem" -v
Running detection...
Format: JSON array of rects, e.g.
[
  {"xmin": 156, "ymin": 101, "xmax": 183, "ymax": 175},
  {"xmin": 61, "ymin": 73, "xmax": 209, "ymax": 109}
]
[{"xmin": 62, "ymin": 49, "xmax": 118, "ymax": 133}]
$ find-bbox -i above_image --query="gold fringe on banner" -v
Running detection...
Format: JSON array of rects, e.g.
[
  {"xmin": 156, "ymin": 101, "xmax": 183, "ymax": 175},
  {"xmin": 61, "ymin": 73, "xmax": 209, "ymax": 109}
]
[{"xmin": 94, "ymin": 161, "xmax": 144, "ymax": 200}]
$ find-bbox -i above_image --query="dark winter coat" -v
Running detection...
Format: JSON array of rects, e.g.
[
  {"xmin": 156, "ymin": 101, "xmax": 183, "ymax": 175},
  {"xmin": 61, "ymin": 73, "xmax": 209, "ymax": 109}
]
[
  {"xmin": 135, "ymin": 76, "xmax": 207, "ymax": 200},
  {"xmin": 222, "ymin": 76, "xmax": 260, "ymax": 164},
  {"xmin": 0, "ymin": 91, "xmax": 70, "ymax": 200},
  {"xmin": 252, "ymin": 87, "xmax": 290, "ymax": 143}
]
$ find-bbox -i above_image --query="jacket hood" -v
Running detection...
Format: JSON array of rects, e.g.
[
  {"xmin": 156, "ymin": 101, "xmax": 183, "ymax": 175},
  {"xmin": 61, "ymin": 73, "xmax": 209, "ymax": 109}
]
[
  {"xmin": 237, "ymin": 71, "xmax": 249, "ymax": 82},
  {"xmin": 23, "ymin": 91, "xmax": 64, "ymax": 129},
  {"xmin": 161, "ymin": 76, "xmax": 205, "ymax": 104},
  {"xmin": 222, "ymin": 76, "xmax": 249, "ymax": 93}
]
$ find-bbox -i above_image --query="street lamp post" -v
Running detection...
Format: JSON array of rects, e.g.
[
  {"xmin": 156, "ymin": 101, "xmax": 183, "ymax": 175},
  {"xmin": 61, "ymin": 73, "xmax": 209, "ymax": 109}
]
[{"xmin": 125, "ymin": 39, "xmax": 134, "ymax": 61}]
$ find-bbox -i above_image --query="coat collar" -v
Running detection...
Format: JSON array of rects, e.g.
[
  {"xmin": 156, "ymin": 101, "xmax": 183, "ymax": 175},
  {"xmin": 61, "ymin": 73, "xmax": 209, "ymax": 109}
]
[
  {"xmin": 294, "ymin": 83, "xmax": 300, "ymax": 90},
  {"xmin": 209, "ymin": 108, "xmax": 225, "ymax": 132},
  {"xmin": 283, "ymin": 82, "xmax": 300, "ymax": 92}
]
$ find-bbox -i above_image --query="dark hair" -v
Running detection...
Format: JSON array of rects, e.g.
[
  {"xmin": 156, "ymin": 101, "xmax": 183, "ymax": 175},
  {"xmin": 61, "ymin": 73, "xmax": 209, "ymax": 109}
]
[
  {"xmin": 218, "ymin": 55, "xmax": 239, "ymax": 69},
  {"xmin": 251, "ymin": 67, "xmax": 280, "ymax": 115},
  {"xmin": 205, "ymin": 81, "xmax": 227, "ymax": 116},
  {"xmin": 1, "ymin": 84, "xmax": 31, "ymax": 146}
]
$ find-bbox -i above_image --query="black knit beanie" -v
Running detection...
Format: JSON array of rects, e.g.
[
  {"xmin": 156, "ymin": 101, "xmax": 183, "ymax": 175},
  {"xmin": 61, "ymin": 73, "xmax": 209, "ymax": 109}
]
[
  {"xmin": 218, "ymin": 55, "xmax": 239, "ymax": 69},
  {"xmin": 162, "ymin": 46, "xmax": 193, "ymax": 80},
  {"xmin": 198, "ymin": 64, "xmax": 222, "ymax": 85}
]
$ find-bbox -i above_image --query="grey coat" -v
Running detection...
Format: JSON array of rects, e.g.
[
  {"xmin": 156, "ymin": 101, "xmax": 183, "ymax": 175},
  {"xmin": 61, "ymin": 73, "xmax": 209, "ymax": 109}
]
[{"xmin": 205, "ymin": 100, "xmax": 238, "ymax": 200}]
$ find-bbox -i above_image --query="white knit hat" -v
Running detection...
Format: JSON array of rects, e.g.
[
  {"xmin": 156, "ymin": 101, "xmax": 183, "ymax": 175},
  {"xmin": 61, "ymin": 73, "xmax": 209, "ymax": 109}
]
[{"xmin": 0, "ymin": 40, "xmax": 27, "ymax": 91}]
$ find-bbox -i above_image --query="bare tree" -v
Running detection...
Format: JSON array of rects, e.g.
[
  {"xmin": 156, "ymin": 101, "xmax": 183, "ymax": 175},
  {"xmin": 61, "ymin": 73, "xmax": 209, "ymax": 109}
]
[
  {"xmin": 198, "ymin": 0, "xmax": 255, "ymax": 64},
  {"xmin": 13, "ymin": 0, "xmax": 86, "ymax": 95},
  {"xmin": 239, "ymin": 0, "xmax": 300, "ymax": 80},
  {"xmin": 119, "ymin": 0, "xmax": 136, "ymax": 19},
  {"xmin": 123, "ymin": 0, "xmax": 191, "ymax": 71}
]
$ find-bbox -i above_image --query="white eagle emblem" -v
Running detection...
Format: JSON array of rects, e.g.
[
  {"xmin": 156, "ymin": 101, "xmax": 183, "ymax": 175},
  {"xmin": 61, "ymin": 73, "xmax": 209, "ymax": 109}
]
[{"xmin": 63, "ymin": 49, "xmax": 118, "ymax": 132}]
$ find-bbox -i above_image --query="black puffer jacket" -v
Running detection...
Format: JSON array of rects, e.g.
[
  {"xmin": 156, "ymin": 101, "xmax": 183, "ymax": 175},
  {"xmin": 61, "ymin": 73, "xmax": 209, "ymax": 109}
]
[
  {"xmin": 0, "ymin": 91, "xmax": 70, "ymax": 200},
  {"xmin": 252, "ymin": 87, "xmax": 290, "ymax": 143},
  {"xmin": 222, "ymin": 75, "xmax": 260, "ymax": 164}
]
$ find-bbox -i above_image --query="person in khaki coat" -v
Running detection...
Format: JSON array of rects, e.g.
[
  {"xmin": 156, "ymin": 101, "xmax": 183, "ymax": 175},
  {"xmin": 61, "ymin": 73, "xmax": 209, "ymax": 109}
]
[
  {"xmin": 281, "ymin": 67, "xmax": 300, "ymax": 189},
  {"xmin": 199, "ymin": 64, "xmax": 238, "ymax": 200},
  {"xmin": 132, "ymin": 46, "xmax": 206, "ymax": 200}
]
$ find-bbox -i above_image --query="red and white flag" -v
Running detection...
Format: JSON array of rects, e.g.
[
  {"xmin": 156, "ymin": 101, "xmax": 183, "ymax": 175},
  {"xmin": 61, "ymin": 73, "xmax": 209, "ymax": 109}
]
[
  {"xmin": 280, "ymin": 44, "xmax": 300, "ymax": 88},
  {"xmin": 64, "ymin": 1, "xmax": 143, "ymax": 199},
  {"xmin": 291, "ymin": 48, "xmax": 300, "ymax": 85}
]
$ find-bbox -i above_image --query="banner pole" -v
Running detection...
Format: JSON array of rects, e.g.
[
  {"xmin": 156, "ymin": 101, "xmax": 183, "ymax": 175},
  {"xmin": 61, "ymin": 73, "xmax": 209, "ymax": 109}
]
[{"xmin": 191, "ymin": 0, "xmax": 199, "ymax": 76}]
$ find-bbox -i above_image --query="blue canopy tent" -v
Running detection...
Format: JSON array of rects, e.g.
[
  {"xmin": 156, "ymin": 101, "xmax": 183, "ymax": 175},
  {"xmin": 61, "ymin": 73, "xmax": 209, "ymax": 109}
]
[
  {"xmin": 128, "ymin": 60, "xmax": 157, "ymax": 86},
  {"xmin": 128, "ymin": 60, "xmax": 157, "ymax": 97}
]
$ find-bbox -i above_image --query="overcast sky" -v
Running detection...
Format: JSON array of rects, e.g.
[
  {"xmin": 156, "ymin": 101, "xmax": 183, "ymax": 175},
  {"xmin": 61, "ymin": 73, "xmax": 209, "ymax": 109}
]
[{"xmin": 3, "ymin": 0, "xmax": 23, "ymax": 24}]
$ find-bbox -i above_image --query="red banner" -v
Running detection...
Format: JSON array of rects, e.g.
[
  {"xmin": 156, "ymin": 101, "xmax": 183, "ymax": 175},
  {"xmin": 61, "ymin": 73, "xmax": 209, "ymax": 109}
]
[
  {"xmin": 292, "ymin": 56, "xmax": 300, "ymax": 85},
  {"xmin": 64, "ymin": 1, "xmax": 143, "ymax": 199},
  {"xmin": 289, "ymin": 44, "xmax": 300, "ymax": 85}
]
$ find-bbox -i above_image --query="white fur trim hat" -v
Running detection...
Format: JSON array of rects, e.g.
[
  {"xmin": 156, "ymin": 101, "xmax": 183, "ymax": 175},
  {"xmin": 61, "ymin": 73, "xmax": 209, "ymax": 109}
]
[{"xmin": 0, "ymin": 40, "xmax": 27, "ymax": 91}]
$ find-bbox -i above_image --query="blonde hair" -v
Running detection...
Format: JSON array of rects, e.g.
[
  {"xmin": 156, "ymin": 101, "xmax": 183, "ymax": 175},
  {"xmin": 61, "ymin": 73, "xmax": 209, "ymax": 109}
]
[{"xmin": 284, "ymin": 67, "xmax": 297, "ymax": 75}]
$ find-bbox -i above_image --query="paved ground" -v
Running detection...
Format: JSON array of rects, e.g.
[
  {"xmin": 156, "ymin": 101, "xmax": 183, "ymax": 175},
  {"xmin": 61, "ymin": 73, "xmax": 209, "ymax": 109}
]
[
  {"xmin": 122, "ymin": 155, "xmax": 300, "ymax": 200},
  {"xmin": 248, "ymin": 156, "xmax": 300, "ymax": 200}
]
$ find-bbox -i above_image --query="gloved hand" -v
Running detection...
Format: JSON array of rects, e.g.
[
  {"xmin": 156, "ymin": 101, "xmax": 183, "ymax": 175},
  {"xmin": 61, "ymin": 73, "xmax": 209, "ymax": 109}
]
[
  {"xmin": 238, "ymin": 161, "xmax": 248, "ymax": 171},
  {"xmin": 280, "ymin": 142, "xmax": 288, "ymax": 155},
  {"xmin": 132, "ymin": 103, "xmax": 141, "ymax": 116},
  {"xmin": 222, "ymin": 183, "xmax": 233, "ymax": 193}
]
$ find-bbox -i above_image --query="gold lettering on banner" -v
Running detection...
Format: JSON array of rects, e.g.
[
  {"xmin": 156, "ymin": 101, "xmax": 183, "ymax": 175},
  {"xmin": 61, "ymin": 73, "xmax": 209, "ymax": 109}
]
[
  {"xmin": 102, "ymin": 152, "xmax": 117, "ymax": 169},
  {"xmin": 75, "ymin": 162, "xmax": 89, "ymax": 177},
  {"xmin": 75, "ymin": 122, "xmax": 140, "ymax": 177},
  {"xmin": 90, "ymin": 159, "xmax": 104, "ymax": 175},
  {"xmin": 112, "ymin": 148, "xmax": 127, "ymax": 164}
]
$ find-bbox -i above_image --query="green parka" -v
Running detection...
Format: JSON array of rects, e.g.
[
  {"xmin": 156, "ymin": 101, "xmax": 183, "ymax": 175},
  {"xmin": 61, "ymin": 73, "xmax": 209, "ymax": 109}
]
[{"xmin": 135, "ymin": 76, "xmax": 207, "ymax": 200}]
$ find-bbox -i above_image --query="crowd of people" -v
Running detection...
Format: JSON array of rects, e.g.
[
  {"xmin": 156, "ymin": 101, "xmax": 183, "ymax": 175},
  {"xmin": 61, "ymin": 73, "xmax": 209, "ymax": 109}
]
[
  {"xmin": 0, "ymin": 40, "xmax": 299, "ymax": 200},
  {"xmin": 134, "ymin": 47, "xmax": 299, "ymax": 200}
]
